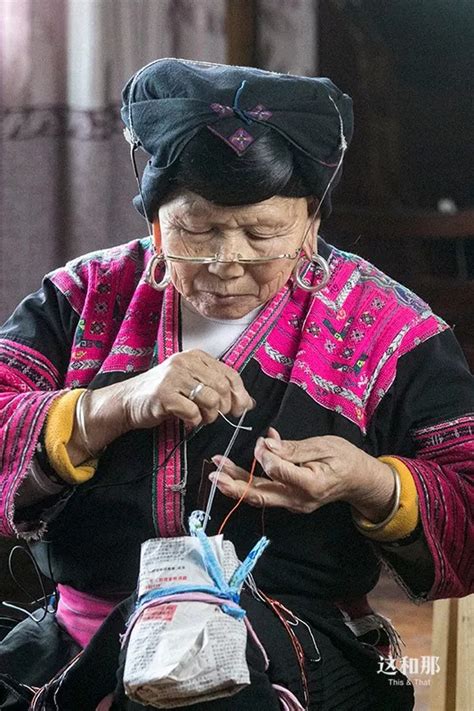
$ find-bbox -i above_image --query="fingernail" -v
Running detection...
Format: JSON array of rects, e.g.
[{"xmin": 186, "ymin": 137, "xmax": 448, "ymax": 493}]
[
  {"xmin": 251, "ymin": 397, "xmax": 257, "ymax": 408},
  {"xmin": 265, "ymin": 438, "xmax": 280, "ymax": 451}
]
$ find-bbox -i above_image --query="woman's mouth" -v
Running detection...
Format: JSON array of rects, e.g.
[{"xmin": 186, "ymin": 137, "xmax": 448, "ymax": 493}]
[
  {"xmin": 205, "ymin": 291, "xmax": 250, "ymax": 299},
  {"xmin": 210, "ymin": 295, "xmax": 247, "ymax": 304}
]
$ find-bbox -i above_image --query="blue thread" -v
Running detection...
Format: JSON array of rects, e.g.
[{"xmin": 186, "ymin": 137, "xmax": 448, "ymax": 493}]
[
  {"xmin": 232, "ymin": 80, "xmax": 253, "ymax": 125},
  {"xmin": 229, "ymin": 537, "xmax": 270, "ymax": 591},
  {"xmin": 193, "ymin": 525, "xmax": 230, "ymax": 593}
]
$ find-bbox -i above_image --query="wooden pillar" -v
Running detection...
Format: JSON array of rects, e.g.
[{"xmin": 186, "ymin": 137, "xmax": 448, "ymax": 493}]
[
  {"xmin": 430, "ymin": 598, "xmax": 458, "ymax": 710},
  {"xmin": 430, "ymin": 596, "xmax": 474, "ymax": 709},
  {"xmin": 456, "ymin": 595, "xmax": 474, "ymax": 709},
  {"xmin": 226, "ymin": 0, "xmax": 257, "ymax": 67}
]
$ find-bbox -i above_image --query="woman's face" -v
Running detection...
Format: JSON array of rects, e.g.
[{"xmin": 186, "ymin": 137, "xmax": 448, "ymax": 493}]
[{"xmin": 157, "ymin": 191, "xmax": 320, "ymax": 319}]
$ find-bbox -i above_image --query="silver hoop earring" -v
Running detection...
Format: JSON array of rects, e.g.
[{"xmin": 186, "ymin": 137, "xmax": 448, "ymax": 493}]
[
  {"xmin": 294, "ymin": 252, "xmax": 330, "ymax": 293},
  {"xmin": 145, "ymin": 252, "xmax": 171, "ymax": 291}
]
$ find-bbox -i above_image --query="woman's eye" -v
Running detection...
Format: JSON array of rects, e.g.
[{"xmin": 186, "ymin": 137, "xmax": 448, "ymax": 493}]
[
  {"xmin": 180, "ymin": 227, "xmax": 213, "ymax": 235},
  {"xmin": 247, "ymin": 232, "xmax": 277, "ymax": 240}
]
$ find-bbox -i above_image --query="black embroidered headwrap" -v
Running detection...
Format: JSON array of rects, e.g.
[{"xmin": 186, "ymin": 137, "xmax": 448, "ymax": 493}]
[{"xmin": 121, "ymin": 58, "xmax": 353, "ymax": 220}]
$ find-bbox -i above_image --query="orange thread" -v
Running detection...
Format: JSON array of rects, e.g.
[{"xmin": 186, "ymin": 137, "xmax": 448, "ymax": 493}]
[{"xmin": 218, "ymin": 457, "xmax": 257, "ymax": 534}]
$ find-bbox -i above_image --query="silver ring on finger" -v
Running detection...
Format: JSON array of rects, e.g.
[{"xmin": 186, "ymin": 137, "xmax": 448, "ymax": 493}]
[{"xmin": 188, "ymin": 382, "xmax": 205, "ymax": 401}]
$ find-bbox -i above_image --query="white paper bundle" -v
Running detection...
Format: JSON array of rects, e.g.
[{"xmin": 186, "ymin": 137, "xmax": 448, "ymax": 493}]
[{"xmin": 123, "ymin": 535, "xmax": 250, "ymax": 708}]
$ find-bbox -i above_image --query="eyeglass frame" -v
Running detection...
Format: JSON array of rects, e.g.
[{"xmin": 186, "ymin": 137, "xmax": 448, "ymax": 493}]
[{"xmin": 161, "ymin": 245, "xmax": 302, "ymax": 265}]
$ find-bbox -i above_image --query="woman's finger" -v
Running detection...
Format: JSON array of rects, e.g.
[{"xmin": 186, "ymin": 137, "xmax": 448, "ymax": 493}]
[
  {"xmin": 215, "ymin": 364, "xmax": 254, "ymax": 416},
  {"xmin": 260, "ymin": 435, "xmax": 339, "ymax": 464},
  {"xmin": 161, "ymin": 393, "xmax": 204, "ymax": 428},
  {"xmin": 184, "ymin": 383, "xmax": 223, "ymax": 424},
  {"xmin": 253, "ymin": 442, "xmax": 328, "ymax": 496},
  {"xmin": 211, "ymin": 471, "xmax": 315, "ymax": 513},
  {"xmin": 185, "ymin": 351, "xmax": 253, "ymax": 415},
  {"xmin": 266, "ymin": 426, "xmax": 281, "ymax": 441},
  {"xmin": 257, "ymin": 448, "xmax": 315, "ymax": 486},
  {"xmin": 210, "ymin": 456, "xmax": 250, "ymax": 481}
]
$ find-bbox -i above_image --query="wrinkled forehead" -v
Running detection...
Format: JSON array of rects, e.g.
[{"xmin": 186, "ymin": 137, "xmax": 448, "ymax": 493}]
[{"xmin": 159, "ymin": 190, "xmax": 310, "ymax": 225}]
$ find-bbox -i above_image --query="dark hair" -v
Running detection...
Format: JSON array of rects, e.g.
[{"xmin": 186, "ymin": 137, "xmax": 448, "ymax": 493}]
[{"xmin": 154, "ymin": 127, "xmax": 314, "ymax": 213}]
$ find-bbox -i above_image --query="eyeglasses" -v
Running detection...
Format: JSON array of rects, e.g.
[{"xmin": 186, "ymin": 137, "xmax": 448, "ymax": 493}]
[{"xmin": 162, "ymin": 245, "xmax": 302, "ymax": 265}]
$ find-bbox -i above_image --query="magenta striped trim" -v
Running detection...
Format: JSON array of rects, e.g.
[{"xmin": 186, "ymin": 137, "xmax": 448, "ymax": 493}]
[
  {"xmin": 0, "ymin": 340, "xmax": 68, "ymax": 537},
  {"xmin": 153, "ymin": 285, "xmax": 184, "ymax": 538},
  {"xmin": 222, "ymin": 283, "xmax": 292, "ymax": 371},
  {"xmin": 387, "ymin": 416, "xmax": 473, "ymax": 600},
  {"xmin": 0, "ymin": 389, "xmax": 66, "ymax": 537},
  {"xmin": 412, "ymin": 414, "xmax": 474, "ymax": 456},
  {"xmin": 0, "ymin": 339, "xmax": 60, "ymax": 390},
  {"xmin": 49, "ymin": 267, "xmax": 86, "ymax": 316}
]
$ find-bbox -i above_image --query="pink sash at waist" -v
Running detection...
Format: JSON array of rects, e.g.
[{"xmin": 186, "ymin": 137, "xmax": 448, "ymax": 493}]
[{"xmin": 56, "ymin": 583, "xmax": 127, "ymax": 648}]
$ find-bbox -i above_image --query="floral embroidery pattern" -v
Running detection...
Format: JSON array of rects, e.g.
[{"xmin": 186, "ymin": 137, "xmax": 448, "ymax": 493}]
[{"xmin": 253, "ymin": 245, "xmax": 449, "ymax": 433}]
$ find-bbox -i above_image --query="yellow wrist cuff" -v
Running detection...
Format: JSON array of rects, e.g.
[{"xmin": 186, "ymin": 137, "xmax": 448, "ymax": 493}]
[
  {"xmin": 353, "ymin": 456, "xmax": 419, "ymax": 542},
  {"xmin": 44, "ymin": 389, "xmax": 98, "ymax": 485}
]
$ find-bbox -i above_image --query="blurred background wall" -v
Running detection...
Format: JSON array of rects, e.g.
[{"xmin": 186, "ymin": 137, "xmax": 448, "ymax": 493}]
[
  {"xmin": 1, "ymin": 0, "xmax": 473, "ymax": 360},
  {"xmin": 0, "ymin": 0, "xmax": 316, "ymax": 320}
]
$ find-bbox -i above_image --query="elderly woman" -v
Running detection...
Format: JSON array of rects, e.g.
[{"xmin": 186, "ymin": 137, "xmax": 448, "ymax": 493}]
[{"xmin": 0, "ymin": 59, "xmax": 472, "ymax": 711}]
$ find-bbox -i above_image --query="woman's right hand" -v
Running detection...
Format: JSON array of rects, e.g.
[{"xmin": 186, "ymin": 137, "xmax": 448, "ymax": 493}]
[
  {"xmin": 72, "ymin": 350, "xmax": 254, "ymax": 461},
  {"xmin": 119, "ymin": 349, "xmax": 254, "ymax": 429}
]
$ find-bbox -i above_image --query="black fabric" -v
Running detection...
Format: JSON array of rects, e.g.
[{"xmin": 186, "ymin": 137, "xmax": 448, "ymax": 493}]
[
  {"xmin": 0, "ymin": 611, "xmax": 80, "ymax": 688},
  {"xmin": 0, "ymin": 278, "xmax": 79, "ymax": 377},
  {"xmin": 120, "ymin": 59, "xmax": 353, "ymax": 218}
]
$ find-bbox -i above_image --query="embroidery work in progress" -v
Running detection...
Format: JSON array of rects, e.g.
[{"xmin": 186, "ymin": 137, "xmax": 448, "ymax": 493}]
[
  {"xmin": 119, "ymin": 415, "xmax": 309, "ymax": 710},
  {"xmin": 121, "ymin": 517, "xmax": 271, "ymax": 708}
]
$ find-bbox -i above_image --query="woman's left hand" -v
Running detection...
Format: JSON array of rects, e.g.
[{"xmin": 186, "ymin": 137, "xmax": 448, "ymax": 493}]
[{"xmin": 210, "ymin": 428, "xmax": 396, "ymax": 522}]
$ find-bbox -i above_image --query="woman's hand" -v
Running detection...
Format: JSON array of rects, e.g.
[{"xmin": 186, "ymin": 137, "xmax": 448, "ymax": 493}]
[
  {"xmin": 119, "ymin": 349, "xmax": 254, "ymax": 429},
  {"xmin": 69, "ymin": 350, "xmax": 254, "ymax": 462},
  {"xmin": 210, "ymin": 428, "xmax": 396, "ymax": 523}
]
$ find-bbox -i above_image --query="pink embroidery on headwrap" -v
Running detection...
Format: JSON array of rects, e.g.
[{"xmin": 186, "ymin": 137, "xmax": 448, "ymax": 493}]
[
  {"xmin": 210, "ymin": 102, "xmax": 233, "ymax": 117},
  {"xmin": 206, "ymin": 124, "xmax": 256, "ymax": 155},
  {"xmin": 247, "ymin": 104, "xmax": 273, "ymax": 120},
  {"xmin": 229, "ymin": 127, "xmax": 255, "ymax": 151}
]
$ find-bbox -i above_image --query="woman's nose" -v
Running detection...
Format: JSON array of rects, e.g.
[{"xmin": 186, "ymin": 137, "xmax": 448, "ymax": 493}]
[
  {"xmin": 207, "ymin": 258, "xmax": 245, "ymax": 278},
  {"xmin": 207, "ymin": 233, "xmax": 247, "ymax": 276}
]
